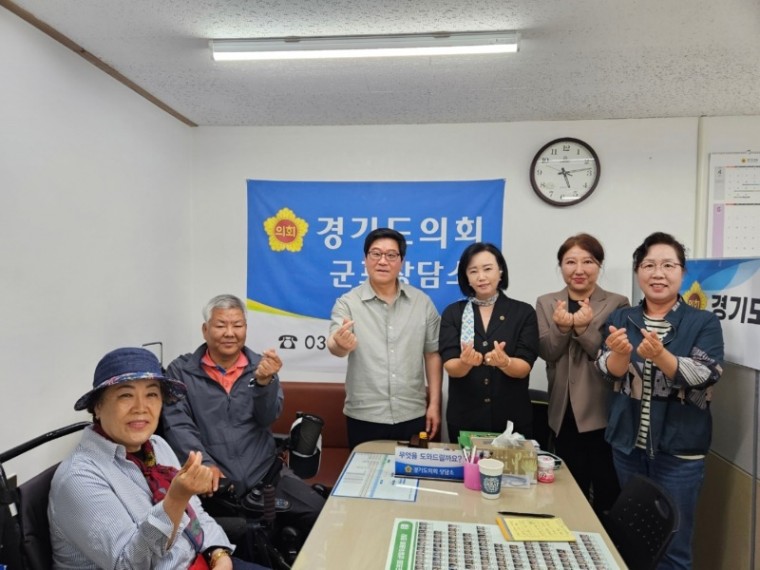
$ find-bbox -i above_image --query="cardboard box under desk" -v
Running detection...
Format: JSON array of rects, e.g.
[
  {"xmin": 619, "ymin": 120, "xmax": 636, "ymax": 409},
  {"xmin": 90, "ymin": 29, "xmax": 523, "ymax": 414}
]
[{"xmin": 469, "ymin": 437, "xmax": 538, "ymax": 484}]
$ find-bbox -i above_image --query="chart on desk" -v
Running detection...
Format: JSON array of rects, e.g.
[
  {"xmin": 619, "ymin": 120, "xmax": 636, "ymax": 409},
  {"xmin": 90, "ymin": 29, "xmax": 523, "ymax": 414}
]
[{"xmin": 386, "ymin": 518, "xmax": 619, "ymax": 570}]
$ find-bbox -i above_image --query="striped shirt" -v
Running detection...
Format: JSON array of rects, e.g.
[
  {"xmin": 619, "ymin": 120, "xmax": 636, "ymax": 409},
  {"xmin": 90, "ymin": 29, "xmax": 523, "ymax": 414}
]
[{"xmin": 635, "ymin": 315, "xmax": 671, "ymax": 449}]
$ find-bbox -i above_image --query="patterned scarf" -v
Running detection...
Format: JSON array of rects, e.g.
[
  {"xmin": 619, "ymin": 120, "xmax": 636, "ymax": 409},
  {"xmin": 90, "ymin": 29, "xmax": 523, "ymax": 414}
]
[
  {"xmin": 93, "ymin": 424, "xmax": 205, "ymax": 554},
  {"xmin": 460, "ymin": 293, "xmax": 499, "ymax": 345}
]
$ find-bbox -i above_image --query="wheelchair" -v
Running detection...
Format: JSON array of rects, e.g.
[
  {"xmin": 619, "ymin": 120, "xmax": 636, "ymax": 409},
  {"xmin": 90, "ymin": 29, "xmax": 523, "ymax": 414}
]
[
  {"xmin": 199, "ymin": 412, "xmax": 328, "ymax": 569},
  {"xmin": 0, "ymin": 422, "xmax": 90, "ymax": 570}
]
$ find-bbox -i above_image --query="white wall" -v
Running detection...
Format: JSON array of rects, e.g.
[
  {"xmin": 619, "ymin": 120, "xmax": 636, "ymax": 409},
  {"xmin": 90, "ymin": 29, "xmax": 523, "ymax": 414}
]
[
  {"xmin": 698, "ymin": 116, "xmax": 760, "ymax": 474},
  {"xmin": 190, "ymin": 121, "xmax": 698, "ymax": 445},
  {"xmin": 0, "ymin": 10, "xmax": 194, "ymax": 481},
  {"xmin": 190, "ymin": 121, "xmax": 698, "ymax": 380}
]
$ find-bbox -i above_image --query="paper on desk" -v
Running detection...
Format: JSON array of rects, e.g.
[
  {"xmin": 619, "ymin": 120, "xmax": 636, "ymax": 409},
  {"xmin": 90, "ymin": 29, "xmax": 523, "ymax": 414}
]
[
  {"xmin": 496, "ymin": 516, "xmax": 576, "ymax": 542},
  {"xmin": 385, "ymin": 518, "xmax": 618, "ymax": 570},
  {"xmin": 332, "ymin": 452, "xmax": 418, "ymax": 501}
]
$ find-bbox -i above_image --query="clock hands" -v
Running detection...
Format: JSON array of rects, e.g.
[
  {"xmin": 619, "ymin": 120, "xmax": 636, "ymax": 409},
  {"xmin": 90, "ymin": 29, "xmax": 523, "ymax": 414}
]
[
  {"xmin": 555, "ymin": 166, "xmax": 592, "ymax": 188},
  {"xmin": 558, "ymin": 167, "xmax": 571, "ymax": 188}
]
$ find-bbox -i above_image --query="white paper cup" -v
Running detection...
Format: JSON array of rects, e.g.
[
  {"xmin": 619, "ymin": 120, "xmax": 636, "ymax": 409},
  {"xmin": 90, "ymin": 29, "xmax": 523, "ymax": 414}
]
[{"xmin": 479, "ymin": 458, "xmax": 504, "ymax": 499}]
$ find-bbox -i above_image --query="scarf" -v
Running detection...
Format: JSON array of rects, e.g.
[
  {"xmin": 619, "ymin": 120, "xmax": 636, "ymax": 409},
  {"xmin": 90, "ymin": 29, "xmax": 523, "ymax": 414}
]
[
  {"xmin": 93, "ymin": 424, "xmax": 206, "ymax": 558},
  {"xmin": 460, "ymin": 293, "xmax": 499, "ymax": 345}
]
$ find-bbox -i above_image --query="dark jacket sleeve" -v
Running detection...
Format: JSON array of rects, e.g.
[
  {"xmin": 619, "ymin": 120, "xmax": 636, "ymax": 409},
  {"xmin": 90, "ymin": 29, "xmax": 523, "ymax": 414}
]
[
  {"xmin": 161, "ymin": 357, "xmax": 210, "ymax": 464},
  {"xmin": 439, "ymin": 301, "xmax": 464, "ymax": 363},
  {"xmin": 513, "ymin": 302, "xmax": 540, "ymax": 366}
]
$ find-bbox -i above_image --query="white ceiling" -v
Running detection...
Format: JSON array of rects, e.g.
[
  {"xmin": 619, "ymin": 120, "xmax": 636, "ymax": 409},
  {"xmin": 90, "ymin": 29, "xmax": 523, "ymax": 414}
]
[{"xmin": 6, "ymin": 0, "xmax": 760, "ymax": 127}]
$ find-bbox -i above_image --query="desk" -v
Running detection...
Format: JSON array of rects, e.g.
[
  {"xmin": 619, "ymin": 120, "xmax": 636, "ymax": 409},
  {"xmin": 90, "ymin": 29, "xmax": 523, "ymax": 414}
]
[{"xmin": 293, "ymin": 441, "xmax": 626, "ymax": 569}]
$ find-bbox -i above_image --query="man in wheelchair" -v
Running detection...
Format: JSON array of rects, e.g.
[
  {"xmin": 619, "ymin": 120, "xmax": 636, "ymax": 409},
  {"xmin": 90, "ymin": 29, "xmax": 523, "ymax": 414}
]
[{"xmin": 161, "ymin": 294, "xmax": 326, "ymax": 564}]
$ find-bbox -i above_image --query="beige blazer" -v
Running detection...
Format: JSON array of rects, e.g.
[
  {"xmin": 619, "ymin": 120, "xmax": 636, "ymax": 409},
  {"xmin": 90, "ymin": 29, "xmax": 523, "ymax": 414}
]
[{"xmin": 535, "ymin": 286, "xmax": 629, "ymax": 435}]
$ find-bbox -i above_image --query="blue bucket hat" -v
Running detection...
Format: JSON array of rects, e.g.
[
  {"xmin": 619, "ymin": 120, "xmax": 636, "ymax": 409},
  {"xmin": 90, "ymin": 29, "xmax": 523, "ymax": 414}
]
[{"xmin": 74, "ymin": 347, "xmax": 186, "ymax": 411}]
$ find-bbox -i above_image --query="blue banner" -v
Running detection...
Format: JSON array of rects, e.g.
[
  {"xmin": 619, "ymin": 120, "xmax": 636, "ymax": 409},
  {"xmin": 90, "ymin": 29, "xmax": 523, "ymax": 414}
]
[
  {"xmin": 680, "ymin": 258, "xmax": 760, "ymax": 369},
  {"xmin": 247, "ymin": 180, "xmax": 504, "ymax": 321}
]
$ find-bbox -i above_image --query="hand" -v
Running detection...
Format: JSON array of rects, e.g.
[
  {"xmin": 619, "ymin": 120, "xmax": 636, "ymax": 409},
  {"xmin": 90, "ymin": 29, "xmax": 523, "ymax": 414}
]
[
  {"xmin": 332, "ymin": 318, "xmax": 358, "ymax": 353},
  {"xmin": 552, "ymin": 300, "xmax": 574, "ymax": 332},
  {"xmin": 637, "ymin": 328, "xmax": 665, "ymax": 360},
  {"xmin": 254, "ymin": 349, "xmax": 282, "ymax": 384},
  {"xmin": 460, "ymin": 342, "xmax": 484, "ymax": 367},
  {"xmin": 572, "ymin": 298, "xmax": 593, "ymax": 331},
  {"xmin": 168, "ymin": 451, "xmax": 214, "ymax": 502},
  {"xmin": 208, "ymin": 465, "xmax": 225, "ymax": 495},
  {"xmin": 605, "ymin": 325, "xmax": 633, "ymax": 356},
  {"xmin": 425, "ymin": 406, "xmax": 441, "ymax": 440},
  {"xmin": 484, "ymin": 341, "xmax": 510, "ymax": 368}
]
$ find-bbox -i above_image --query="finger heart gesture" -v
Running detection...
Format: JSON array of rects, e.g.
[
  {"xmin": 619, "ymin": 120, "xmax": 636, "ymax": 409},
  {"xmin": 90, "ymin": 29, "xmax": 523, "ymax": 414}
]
[
  {"xmin": 460, "ymin": 342, "xmax": 484, "ymax": 366},
  {"xmin": 484, "ymin": 341, "xmax": 509, "ymax": 368}
]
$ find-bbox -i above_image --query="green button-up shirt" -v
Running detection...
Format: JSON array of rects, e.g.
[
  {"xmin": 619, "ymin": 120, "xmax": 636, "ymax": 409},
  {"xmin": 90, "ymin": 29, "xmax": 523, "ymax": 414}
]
[{"xmin": 329, "ymin": 280, "xmax": 440, "ymax": 424}]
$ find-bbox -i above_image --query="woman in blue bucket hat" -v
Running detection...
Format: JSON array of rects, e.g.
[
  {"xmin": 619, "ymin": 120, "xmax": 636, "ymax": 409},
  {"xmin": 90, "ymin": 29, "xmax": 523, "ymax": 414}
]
[{"xmin": 48, "ymin": 347, "xmax": 268, "ymax": 569}]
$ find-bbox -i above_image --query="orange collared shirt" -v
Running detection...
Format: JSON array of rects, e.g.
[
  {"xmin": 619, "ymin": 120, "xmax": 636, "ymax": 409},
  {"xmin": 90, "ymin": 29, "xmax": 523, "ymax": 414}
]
[{"xmin": 201, "ymin": 350, "xmax": 249, "ymax": 394}]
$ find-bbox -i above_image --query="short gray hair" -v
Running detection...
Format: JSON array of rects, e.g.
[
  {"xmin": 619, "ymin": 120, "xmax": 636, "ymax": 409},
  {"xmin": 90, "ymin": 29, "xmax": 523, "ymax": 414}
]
[{"xmin": 202, "ymin": 294, "xmax": 247, "ymax": 323}]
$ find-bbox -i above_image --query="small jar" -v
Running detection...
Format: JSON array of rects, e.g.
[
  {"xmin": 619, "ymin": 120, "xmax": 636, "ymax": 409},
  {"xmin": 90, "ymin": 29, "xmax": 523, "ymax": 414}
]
[{"xmin": 537, "ymin": 455, "xmax": 555, "ymax": 484}]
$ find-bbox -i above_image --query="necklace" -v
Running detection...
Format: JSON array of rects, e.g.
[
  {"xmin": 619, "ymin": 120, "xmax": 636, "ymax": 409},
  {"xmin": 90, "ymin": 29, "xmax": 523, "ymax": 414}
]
[{"xmin": 472, "ymin": 293, "xmax": 498, "ymax": 307}]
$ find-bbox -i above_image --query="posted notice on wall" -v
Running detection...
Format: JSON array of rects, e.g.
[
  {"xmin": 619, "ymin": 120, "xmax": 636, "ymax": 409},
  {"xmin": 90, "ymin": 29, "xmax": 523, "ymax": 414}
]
[{"xmin": 708, "ymin": 152, "xmax": 760, "ymax": 258}]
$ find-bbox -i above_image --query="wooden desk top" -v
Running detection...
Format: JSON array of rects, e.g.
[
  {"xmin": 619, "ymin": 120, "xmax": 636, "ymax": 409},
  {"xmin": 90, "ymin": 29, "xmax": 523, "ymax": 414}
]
[{"xmin": 293, "ymin": 441, "xmax": 627, "ymax": 569}]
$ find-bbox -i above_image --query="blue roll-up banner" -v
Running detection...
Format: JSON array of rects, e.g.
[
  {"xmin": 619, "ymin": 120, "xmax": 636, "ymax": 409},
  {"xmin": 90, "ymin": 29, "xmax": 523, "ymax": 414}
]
[
  {"xmin": 680, "ymin": 258, "xmax": 760, "ymax": 369},
  {"xmin": 247, "ymin": 179, "xmax": 505, "ymax": 381}
]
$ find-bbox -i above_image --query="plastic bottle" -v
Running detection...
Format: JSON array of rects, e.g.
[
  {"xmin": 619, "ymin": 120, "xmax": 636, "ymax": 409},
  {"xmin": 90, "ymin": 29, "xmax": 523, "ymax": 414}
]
[{"xmin": 537, "ymin": 455, "xmax": 555, "ymax": 483}]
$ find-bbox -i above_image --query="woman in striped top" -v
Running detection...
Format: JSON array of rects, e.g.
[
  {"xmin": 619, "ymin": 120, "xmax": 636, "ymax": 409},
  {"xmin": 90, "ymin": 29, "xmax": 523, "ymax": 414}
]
[{"xmin": 597, "ymin": 232, "xmax": 724, "ymax": 570}]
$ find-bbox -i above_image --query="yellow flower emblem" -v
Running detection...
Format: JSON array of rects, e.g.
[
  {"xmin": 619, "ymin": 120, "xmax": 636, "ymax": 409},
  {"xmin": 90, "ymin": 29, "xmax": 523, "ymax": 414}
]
[
  {"xmin": 683, "ymin": 281, "xmax": 708, "ymax": 310},
  {"xmin": 263, "ymin": 208, "xmax": 309, "ymax": 252}
]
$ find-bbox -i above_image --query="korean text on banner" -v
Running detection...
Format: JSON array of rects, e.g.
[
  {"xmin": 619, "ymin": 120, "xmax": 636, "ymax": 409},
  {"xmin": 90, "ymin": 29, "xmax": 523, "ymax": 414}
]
[
  {"xmin": 680, "ymin": 258, "xmax": 760, "ymax": 369},
  {"xmin": 246, "ymin": 180, "xmax": 505, "ymax": 380}
]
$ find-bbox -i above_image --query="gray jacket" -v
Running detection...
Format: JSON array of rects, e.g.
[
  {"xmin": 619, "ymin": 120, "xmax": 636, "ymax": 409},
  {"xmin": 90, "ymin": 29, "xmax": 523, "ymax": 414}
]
[{"xmin": 161, "ymin": 344, "xmax": 284, "ymax": 491}]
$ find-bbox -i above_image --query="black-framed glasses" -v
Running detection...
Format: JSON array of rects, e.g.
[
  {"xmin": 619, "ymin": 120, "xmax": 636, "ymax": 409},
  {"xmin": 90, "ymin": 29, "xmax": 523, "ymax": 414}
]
[{"xmin": 367, "ymin": 250, "xmax": 400, "ymax": 262}]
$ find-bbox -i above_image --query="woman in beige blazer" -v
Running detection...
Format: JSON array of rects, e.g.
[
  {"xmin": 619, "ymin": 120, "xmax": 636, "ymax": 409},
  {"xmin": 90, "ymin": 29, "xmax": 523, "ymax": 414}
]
[{"xmin": 535, "ymin": 233, "xmax": 629, "ymax": 515}]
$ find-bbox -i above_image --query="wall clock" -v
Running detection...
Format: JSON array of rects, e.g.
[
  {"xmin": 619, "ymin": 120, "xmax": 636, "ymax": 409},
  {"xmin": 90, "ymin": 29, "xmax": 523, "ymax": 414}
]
[{"xmin": 530, "ymin": 138, "xmax": 600, "ymax": 207}]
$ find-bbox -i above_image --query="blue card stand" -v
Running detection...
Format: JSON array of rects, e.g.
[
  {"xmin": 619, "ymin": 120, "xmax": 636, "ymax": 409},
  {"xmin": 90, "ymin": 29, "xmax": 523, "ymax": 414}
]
[{"xmin": 394, "ymin": 444, "xmax": 466, "ymax": 481}]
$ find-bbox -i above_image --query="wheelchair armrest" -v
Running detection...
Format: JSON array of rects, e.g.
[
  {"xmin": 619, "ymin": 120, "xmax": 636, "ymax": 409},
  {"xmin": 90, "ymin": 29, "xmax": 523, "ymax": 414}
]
[{"xmin": 273, "ymin": 433, "xmax": 290, "ymax": 454}]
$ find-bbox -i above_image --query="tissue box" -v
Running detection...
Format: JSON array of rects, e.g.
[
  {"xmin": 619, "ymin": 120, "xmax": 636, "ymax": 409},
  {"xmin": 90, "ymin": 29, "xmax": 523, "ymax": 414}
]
[
  {"xmin": 394, "ymin": 442, "xmax": 465, "ymax": 481},
  {"xmin": 469, "ymin": 437, "xmax": 538, "ymax": 485}
]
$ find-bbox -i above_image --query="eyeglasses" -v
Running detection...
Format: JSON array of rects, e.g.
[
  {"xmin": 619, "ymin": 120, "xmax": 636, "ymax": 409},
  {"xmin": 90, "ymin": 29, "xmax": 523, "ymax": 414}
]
[
  {"xmin": 367, "ymin": 250, "xmax": 400, "ymax": 262},
  {"xmin": 638, "ymin": 261, "xmax": 682, "ymax": 273}
]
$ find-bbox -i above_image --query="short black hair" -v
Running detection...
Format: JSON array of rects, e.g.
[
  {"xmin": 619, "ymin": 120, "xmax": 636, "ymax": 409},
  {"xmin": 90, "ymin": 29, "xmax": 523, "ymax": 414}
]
[
  {"xmin": 632, "ymin": 232, "xmax": 687, "ymax": 271},
  {"xmin": 456, "ymin": 242, "xmax": 509, "ymax": 297},
  {"xmin": 363, "ymin": 228, "xmax": 407, "ymax": 259}
]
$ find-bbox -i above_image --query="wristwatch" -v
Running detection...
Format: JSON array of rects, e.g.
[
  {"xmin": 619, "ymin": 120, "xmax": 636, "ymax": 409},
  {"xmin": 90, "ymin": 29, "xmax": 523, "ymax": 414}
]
[{"xmin": 204, "ymin": 546, "xmax": 232, "ymax": 568}]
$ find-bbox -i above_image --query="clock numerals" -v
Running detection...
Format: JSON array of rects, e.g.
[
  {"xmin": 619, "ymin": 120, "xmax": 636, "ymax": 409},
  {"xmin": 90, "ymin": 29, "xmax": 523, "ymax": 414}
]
[{"xmin": 529, "ymin": 138, "xmax": 600, "ymax": 207}]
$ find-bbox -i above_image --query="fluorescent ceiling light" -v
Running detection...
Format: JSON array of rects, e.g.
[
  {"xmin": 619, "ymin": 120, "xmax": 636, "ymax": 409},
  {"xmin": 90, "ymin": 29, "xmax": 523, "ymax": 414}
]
[{"xmin": 210, "ymin": 31, "xmax": 519, "ymax": 61}]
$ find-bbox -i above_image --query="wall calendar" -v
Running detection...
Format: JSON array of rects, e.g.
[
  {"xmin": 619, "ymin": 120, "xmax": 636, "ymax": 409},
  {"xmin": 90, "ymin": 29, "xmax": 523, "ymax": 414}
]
[{"xmin": 708, "ymin": 152, "xmax": 760, "ymax": 258}]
